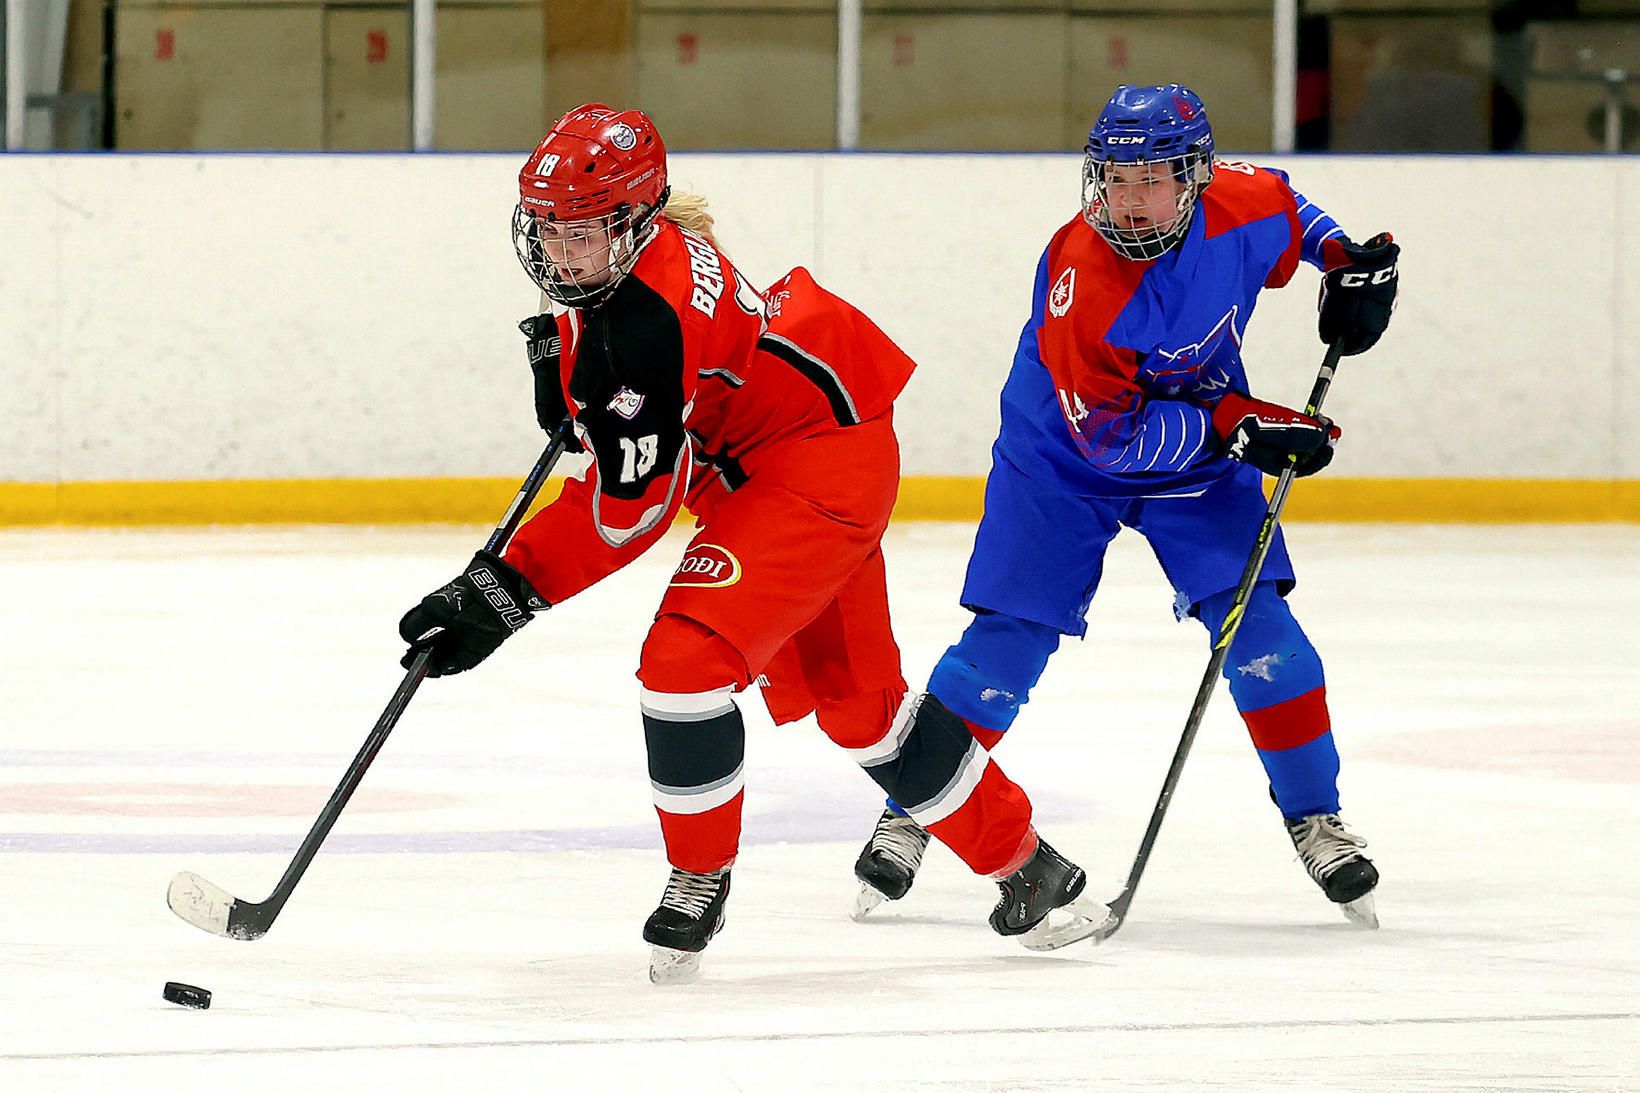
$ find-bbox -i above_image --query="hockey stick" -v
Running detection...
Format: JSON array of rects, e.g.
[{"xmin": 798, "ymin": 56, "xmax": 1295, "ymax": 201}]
[
  {"xmin": 167, "ymin": 416, "xmax": 578, "ymax": 940},
  {"xmin": 1091, "ymin": 340, "xmax": 1345, "ymax": 941}
]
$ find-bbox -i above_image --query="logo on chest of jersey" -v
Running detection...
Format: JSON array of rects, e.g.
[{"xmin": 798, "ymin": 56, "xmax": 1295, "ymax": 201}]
[
  {"xmin": 608, "ymin": 386, "xmax": 645, "ymax": 420},
  {"xmin": 1048, "ymin": 267, "xmax": 1076, "ymax": 318},
  {"xmin": 1147, "ymin": 306, "xmax": 1242, "ymax": 394},
  {"xmin": 680, "ymin": 230, "xmax": 726, "ymax": 317},
  {"xmin": 670, "ymin": 543, "xmax": 742, "ymax": 589}
]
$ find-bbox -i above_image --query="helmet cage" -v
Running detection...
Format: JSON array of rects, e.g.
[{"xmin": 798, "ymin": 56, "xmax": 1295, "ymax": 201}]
[
  {"xmin": 512, "ymin": 192, "xmax": 667, "ymax": 308},
  {"xmin": 1081, "ymin": 146, "xmax": 1213, "ymax": 262}
]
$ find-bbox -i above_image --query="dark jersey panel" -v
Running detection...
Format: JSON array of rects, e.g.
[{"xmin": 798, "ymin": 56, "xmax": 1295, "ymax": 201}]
[{"xmin": 568, "ymin": 274, "xmax": 691, "ymax": 503}]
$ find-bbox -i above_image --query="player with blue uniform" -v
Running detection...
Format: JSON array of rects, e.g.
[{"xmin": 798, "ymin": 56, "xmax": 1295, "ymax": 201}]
[{"xmin": 852, "ymin": 84, "xmax": 1399, "ymax": 928}]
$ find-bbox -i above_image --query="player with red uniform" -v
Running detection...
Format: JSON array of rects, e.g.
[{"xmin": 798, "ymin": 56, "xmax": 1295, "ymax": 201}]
[{"xmin": 396, "ymin": 104, "xmax": 1112, "ymax": 980}]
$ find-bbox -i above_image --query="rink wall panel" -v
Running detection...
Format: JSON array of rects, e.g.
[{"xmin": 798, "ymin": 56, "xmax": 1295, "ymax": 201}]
[{"xmin": 2, "ymin": 152, "xmax": 1635, "ymax": 523}]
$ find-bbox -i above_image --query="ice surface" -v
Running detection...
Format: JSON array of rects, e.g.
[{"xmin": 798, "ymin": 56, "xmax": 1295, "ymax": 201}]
[{"xmin": 2, "ymin": 522, "xmax": 1637, "ymax": 1091}]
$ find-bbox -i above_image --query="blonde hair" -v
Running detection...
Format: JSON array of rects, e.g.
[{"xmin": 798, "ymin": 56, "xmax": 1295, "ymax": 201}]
[{"xmin": 663, "ymin": 191, "xmax": 718, "ymax": 246}]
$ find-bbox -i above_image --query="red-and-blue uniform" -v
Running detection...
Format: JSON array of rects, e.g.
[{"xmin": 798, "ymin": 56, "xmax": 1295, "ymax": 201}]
[{"xmin": 927, "ymin": 161, "xmax": 1356, "ymax": 821}]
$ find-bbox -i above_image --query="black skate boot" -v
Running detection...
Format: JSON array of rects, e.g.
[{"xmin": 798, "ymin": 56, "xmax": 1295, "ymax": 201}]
[
  {"xmin": 989, "ymin": 836, "xmax": 1114, "ymax": 951},
  {"xmin": 850, "ymin": 808, "xmax": 932, "ymax": 921},
  {"xmin": 1286, "ymin": 812, "xmax": 1380, "ymax": 929},
  {"xmin": 643, "ymin": 867, "xmax": 730, "ymax": 983}
]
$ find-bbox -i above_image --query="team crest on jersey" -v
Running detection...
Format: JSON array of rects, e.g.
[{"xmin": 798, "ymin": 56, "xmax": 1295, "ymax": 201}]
[
  {"xmin": 608, "ymin": 123, "xmax": 637, "ymax": 151},
  {"xmin": 670, "ymin": 543, "xmax": 741, "ymax": 589},
  {"xmin": 1048, "ymin": 267, "xmax": 1076, "ymax": 318},
  {"xmin": 1147, "ymin": 306, "xmax": 1241, "ymax": 395},
  {"xmin": 608, "ymin": 386, "xmax": 645, "ymax": 420}
]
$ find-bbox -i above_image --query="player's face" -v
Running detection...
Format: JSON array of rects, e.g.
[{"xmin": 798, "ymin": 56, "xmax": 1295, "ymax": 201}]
[
  {"xmin": 1102, "ymin": 163, "xmax": 1184, "ymax": 232},
  {"xmin": 536, "ymin": 216, "xmax": 619, "ymax": 285}
]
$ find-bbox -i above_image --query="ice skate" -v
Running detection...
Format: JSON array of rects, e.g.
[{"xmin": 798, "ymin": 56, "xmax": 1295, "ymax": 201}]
[
  {"xmin": 850, "ymin": 808, "xmax": 932, "ymax": 921},
  {"xmin": 990, "ymin": 837, "xmax": 1114, "ymax": 951},
  {"xmin": 643, "ymin": 867, "xmax": 730, "ymax": 983},
  {"xmin": 1286, "ymin": 812, "xmax": 1379, "ymax": 929}
]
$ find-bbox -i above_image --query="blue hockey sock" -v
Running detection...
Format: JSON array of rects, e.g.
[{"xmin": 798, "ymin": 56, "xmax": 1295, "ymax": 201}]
[
  {"xmin": 1196, "ymin": 584, "xmax": 1340, "ymax": 817},
  {"xmin": 926, "ymin": 611, "xmax": 1061, "ymax": 733},
  {"xmin": 882, "ymin": 611, "xmax": 1062, "ymax": 816}
]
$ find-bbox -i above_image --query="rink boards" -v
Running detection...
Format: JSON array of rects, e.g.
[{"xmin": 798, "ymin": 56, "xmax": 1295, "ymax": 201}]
[{"xmin": 4, "ymin": 152, "xmax": 1638, "ymax": 523}]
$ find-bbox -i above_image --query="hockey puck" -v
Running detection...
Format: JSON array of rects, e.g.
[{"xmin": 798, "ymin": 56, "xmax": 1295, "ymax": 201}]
[{"xmin": 163, "ymin": 981, "xmax": 211, "ymax": 1010}]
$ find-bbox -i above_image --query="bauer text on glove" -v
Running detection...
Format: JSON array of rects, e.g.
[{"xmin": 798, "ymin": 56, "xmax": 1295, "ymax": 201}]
[
  {"xmin": 398, "ymin": 550, "xmax": 549, "ymax": 676},
  {"xmin": 519, "ymin": 313, "xmax": 583, "ymax": 448}
]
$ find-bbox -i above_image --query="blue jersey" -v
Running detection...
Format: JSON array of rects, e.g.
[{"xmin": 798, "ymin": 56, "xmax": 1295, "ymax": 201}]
[{"xmin": 998, "ymin": 161, "xmax": 1345, "ymax": 499}]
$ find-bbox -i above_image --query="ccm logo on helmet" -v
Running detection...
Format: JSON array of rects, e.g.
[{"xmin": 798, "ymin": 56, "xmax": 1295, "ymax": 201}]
[
  {"xmin": 1105, "ymin": 135, "xmax": 1146, "ymax": 145},
  {"xmin": 670, "ymin": 544, "xmax": 741, "ymax": 588}
]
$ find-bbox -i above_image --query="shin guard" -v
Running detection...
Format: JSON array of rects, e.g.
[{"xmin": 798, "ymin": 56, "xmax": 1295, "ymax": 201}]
[
  {"xmin": 638, "ymin": 616, "xmax": 752, "ymax": 874},
  {"xmin": 836, "ymin": 692, "xmax": 1034, "ymax": 877}
]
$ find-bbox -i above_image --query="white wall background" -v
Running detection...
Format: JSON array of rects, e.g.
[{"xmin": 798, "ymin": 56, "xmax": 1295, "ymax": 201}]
[{"xmin": 2, "ymin": 152, "xmax": 1634, "ymax": 483}]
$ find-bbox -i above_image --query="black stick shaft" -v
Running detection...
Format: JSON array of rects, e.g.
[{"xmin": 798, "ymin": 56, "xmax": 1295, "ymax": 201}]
[
  {"xmin": 1104, "ymin": 342, "xmax": 1344, "ymax": 928},
  {"xmin": 252, "ymin": 419, "xmax": 576, "ymax": 923}
]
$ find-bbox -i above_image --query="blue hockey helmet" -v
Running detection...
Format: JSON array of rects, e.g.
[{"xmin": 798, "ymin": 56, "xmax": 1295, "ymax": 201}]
[{"xmin": 1082, "ymin": 84, "xmax": 1216, "ymax": 260}]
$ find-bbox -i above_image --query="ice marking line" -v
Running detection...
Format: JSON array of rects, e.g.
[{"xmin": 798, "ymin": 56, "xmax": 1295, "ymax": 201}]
[
  {"xmin": 0, "ymin": 749, "xmax": 579, "ymax": 773},
  {"xmin": 6, "ymin": 1012, "xmax": 1636, "ymax": 1062},
  {"xmin": 0, "ymin": 827, "xmax": 662, "ymax": 855},
  {"xmin": 0, "ymin": 782, "xmax": 458, "ymax": 817}
]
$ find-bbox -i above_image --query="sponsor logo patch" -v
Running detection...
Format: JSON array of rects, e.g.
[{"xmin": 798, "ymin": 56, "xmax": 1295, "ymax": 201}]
[
  {"xmin": 1048, "ymin": 267, "xmax": 1075, "ymax": 318},
  {"xmin": 670, "ymin": 543, "xmax": 742, "ymax": 589},
  {"xmin": 608, "ymin": 387, "xmax": 645, "ymax": 420},
  {"xmin": 609, "ymin": 123, "xmax": 638, "ymax": 151}
]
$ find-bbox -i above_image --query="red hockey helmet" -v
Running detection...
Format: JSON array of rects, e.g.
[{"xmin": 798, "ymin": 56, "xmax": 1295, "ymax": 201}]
[{"xmin": 512, "ymin": 104, "xmax": 670, "ymax": 308}]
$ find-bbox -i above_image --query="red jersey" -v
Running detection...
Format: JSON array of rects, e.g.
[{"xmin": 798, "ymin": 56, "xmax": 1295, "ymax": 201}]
[{"xmin": 506, "ymin": 220, "xmax": 915, "ymax": 604}]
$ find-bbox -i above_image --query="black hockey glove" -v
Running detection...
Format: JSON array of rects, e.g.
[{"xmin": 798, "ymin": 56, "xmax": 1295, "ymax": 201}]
[
  {"xmin": 1211, "ymin": 392, "xmax": 1340, "ymax": 478},
  {"xmin": 1318, "ymin": 232, "xmax": 1399, "ymax": 356},
  {"xmin": 519, "ymin": 313, "xmax": 582, "ymax": 448},
  {"xmin": 398, "ymin": 550, "xmax": 549, "ymax": 677}
]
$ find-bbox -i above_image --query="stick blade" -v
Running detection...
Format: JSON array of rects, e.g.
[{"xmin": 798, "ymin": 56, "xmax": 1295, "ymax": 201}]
[
  {"xmin": 167, "ymin": 871, "xmax": 267, "ymax": 940},
  {"xmin": 1086, "ymin": 887, "xmax": 1132, "ymax": 943}
]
